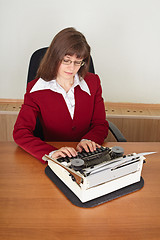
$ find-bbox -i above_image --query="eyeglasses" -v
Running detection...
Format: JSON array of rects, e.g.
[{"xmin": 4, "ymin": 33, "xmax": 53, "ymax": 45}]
[{"xmin": 62, "ymin": 58, "xmax": 85, "ymax": 67}]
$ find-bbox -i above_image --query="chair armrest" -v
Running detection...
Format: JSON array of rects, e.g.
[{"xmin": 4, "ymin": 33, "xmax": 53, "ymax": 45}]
[{"xmin": 107, "ymin": 120, "xmax": 127, "ymax": 142}]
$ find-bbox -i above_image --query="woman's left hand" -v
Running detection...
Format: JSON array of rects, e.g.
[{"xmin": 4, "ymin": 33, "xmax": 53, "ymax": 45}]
[{"xmin": 76, "ymin": 139, "xmax": 101, "ymax": 153}]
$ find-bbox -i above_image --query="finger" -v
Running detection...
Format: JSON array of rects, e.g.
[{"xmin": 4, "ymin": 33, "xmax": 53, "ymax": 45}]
[
  {"xmin": 59, "ymin": 148, "xmax": 71, "ymax": 158},
  {"xmin": 81, "ymin": 141, "xmax": 100, "ymax": 152},
  {"xmin": 76, "ymin": 144, "xmax": 83, "ymax": 152},
  {"xmin": 95, "ymin": 143, "xmax": 101, "ymax": 148},
  {"xmin": 91, "ymin": 142, "xmax": 101, "ymax": 151},
  {"xmin": 60, "ymin": 147, "xmax": 77, "ymax": 158},
  {"xmin": 77, "ymin": 140, "xmax": 94, "ymax": 152},
  {"xmin": 80, "ymin": 142, "xmax": 90, "ymax": 152},
  {"xmin": 90, "ymin": 141, "xmax": 97, "ymax": 151},
  {"xmin": 52, "ymin": 147, "xmax": 76, "ymax": 159},
  {"xmin": 52, "ymin": 151, "xmax": 66, "ymax": 159},
  {"xmin": 66, "ymin": 147, "xmax": 77, "ymax": 157},
  {"xmin": 87, "ymin": 141, "xmax": 96, "ymax": 152}
]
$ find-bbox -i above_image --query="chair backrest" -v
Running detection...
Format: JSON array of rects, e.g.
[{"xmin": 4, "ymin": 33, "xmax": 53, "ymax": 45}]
[
  {"xmin": 27, "ymin": 47, "xmax": 95, "ymax": 83},
  {"xmin": 26, "ymin": 48, "xmax": 127, "ymax": 142}
]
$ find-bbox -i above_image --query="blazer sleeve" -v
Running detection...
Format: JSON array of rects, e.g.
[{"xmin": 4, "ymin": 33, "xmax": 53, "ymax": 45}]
[
  {"xmin": 82, "ymin": 74, "xmax": 109, "ymax": 144},
  {"xmin": 13, "ymin": 92, "xmax": 57, "ymax": 163}
]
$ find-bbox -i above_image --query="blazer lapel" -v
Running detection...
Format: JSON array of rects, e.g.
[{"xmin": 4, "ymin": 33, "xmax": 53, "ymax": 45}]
[{"xmin": 73, "ymin": 86, "xmax": 93, "ymax": 121}]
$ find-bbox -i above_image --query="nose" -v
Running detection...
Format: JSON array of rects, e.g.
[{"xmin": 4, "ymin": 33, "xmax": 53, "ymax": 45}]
[{"xmin": 68, "ymin": 61, "xmax": 75, "ymax": 71}]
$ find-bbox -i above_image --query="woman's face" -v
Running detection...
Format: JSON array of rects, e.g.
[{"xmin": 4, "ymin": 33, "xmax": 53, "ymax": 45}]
[{"xmin": 57, "ymin": 54, "xmax": 83, "ymax": 81}]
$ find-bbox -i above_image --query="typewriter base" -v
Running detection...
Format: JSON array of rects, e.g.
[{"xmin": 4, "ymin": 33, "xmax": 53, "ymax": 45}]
[{"xmin": 45, "ymin": 166, "xmax": 144, "ymax": 208}]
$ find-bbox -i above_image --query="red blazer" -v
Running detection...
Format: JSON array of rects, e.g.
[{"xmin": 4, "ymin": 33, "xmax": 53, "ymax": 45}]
[{"xmin": 13, "ymin": 73, "xmax": 109, "ymax": 162}]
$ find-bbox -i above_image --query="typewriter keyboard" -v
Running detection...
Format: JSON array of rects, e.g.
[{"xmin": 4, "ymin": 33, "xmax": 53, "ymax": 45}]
[{"xmin": 57, "ymin": 146, "xmax": 124, "ymax": 170}]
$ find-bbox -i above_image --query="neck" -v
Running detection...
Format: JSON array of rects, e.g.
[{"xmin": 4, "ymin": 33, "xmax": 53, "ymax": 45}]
[{"xmin": 56, "ymin": 76, "xmax": 74, "ymax": 92}]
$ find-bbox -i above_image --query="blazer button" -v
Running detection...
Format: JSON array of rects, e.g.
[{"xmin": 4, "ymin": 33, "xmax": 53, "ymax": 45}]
[{"xmin": 72, "ymin": 126, "xmax": 76, "ymax": 130}]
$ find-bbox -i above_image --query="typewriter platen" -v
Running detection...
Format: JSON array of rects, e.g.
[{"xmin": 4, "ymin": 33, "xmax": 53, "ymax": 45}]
[{"xmin": 43, "ymin": 146, "xmax": 155, "ymax": 203}]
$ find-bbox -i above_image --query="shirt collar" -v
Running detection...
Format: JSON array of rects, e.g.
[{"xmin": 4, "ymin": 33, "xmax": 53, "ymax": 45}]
[{"xmin": 30, "ymin": 74, "xmax": 91, "ymax": 95}]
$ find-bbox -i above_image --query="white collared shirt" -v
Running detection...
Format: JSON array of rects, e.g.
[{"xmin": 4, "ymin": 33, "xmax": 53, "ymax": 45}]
[{"xmin": 30, "ymin": 74, "xmax": 91, "ymax": 119}]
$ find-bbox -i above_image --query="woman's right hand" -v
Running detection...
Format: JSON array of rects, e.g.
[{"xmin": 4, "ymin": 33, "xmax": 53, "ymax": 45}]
[{"xmin": 51, "ymin": 147, "xmax": 77, "ymax": 159}]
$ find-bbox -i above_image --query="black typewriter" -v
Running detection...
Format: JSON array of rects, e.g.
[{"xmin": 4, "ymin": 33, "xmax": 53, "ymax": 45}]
[{"xmin": 57, "ymin": 146, "xmax": 124, "ymax": 171}]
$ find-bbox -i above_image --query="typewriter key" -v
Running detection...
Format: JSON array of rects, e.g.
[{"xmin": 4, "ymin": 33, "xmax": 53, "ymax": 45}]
[{"xmin": 71, "ymin": 158, "xmax": 85, "ymax": 170}]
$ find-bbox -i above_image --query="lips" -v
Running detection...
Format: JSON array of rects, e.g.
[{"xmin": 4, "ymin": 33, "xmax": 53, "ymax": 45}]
[{"xmin": 65, "ymin": 72, "xmax": 73, "ymax": 75}]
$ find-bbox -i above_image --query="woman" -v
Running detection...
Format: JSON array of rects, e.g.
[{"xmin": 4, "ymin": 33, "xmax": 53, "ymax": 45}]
[{"xmin": 13, "ymin": 27, "xmax": 109, "ymax": 162}]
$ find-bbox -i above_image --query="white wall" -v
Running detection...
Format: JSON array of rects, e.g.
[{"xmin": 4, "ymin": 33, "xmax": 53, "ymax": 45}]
[{"xmin": 0, "ymin": 0, "xmax": 160, "ymax": 103}]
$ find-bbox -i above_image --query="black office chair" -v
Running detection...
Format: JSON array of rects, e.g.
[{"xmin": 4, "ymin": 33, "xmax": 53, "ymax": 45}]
[{"xmin": 27, "ymin": 47, "xmax": 127, "ymax": 142}]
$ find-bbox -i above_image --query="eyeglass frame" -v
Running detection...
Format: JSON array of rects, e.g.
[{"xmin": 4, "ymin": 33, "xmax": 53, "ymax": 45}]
[{"xmin": 61, "ymin": 58, "xmax": 85, "ymax": 67}]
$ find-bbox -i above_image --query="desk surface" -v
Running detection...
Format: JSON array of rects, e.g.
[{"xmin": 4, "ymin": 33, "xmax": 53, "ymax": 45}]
[{"xmin": 0, "ymin": 142, "xmax": 160, "ymax": 240}]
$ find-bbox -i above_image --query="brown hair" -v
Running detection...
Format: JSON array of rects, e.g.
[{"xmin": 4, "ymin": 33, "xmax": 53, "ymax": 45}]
[{"xmin": 36, "ymin": 27, "xmax": 91, "ymax": 81}]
